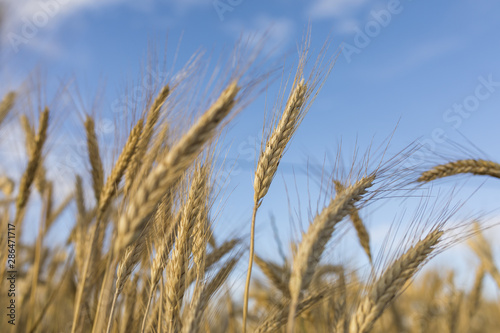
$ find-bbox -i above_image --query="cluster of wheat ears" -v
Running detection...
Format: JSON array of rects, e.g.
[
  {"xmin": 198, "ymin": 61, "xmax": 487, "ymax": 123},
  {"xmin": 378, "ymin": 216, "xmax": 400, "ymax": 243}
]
[{"xmin": 1, "ymin": 36, "xmax": 500, "ymax": 333}]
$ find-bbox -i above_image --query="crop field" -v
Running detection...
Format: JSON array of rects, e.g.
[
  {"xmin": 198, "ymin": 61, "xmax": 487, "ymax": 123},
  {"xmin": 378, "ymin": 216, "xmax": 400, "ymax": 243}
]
[{"xmin": 1, "ymin": 1, "xmax": 500, "ymax": 332}]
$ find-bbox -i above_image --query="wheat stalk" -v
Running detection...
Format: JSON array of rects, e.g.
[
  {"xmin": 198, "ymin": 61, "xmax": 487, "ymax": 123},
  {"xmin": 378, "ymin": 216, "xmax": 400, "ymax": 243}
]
[{"xmin": 243, "ymin": 79, "xmax": 308, "ymax": 333}]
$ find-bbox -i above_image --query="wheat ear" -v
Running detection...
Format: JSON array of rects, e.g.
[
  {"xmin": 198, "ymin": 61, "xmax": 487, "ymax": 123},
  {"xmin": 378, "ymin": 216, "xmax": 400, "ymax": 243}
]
[
  {"xmin": 105, "ymin": 241, "xmax": 146, "ymax": 333},
  {"xmin": 181, "ymin": 186, "xmax": 211, "ymax": 333},
  {"xmin": 73, "ymin": 120, "xmax": 143, "ymax": 333},
  {"xmin": 332, "ymin": 269, "xmax": 347, "ymax": 333},
  {"xmin": 243, "ymin": 80, "xmax": 307, "ymax": 333},
  {"xmin": 255, "ymin": 287, "xmax": 329, "ymax": 333},
  {"xmin": 0, "ymin": 176, "xmax": 14, "ymax": 196},
  {"xmin": 15, "ymin": 108, "xmax": 49, "ymax": 225},
  {"xmin": 287, "ymin": 175, "xmax": 375, "ymax": 333},
  {"xmin": 183, "ymin": 256, "xmax": 240, "ymax": 333},
  {"xmin": 468, "ymin": 222, "xmax": 500, "ymax": 289},
  {"xmin": 0, "ymin": 91, "xmax": 15, "ymax": 126},
  {"xmin": 468, "ymin": 264, "xmax": 485, "ymax": 320},
  {"xmin": 255, "ymin": 255, "xmax": 290, "ymax": 297},
  {"xmin": 186, "ymin": 238, "xmax": 240, "ymax": 286},
  {"xmin": 84, "ymin": 116, "xmax": 104, "ymax": 204},
  {"xmin": 418, "ymin": 159, "xmax": 500, "ymax": 182},
  {"xmin": 181, "ymin": 202, "xmax": 210, "ymax": 333},
  {"xmin": 99, "ymin": 119, "xmax": 143, "ymax": 216},
  {"xmin": 349, "ymin": 229, "xmax": 443, "ymax": 333},
  {"xmin": 140, "ymin": 238, "xmax": 168, "ymax": 333},
  {"xmin": 163, "ymin": 207, "xmax": 193, "ymax": 333},
  {"xmin": 126, "ymin": 85, "xmax": 170, "ymax": 195},
  {"xmin": 114, "ymin": 81, "xmax": 238, "ymax": 255},
  {"xmin": 334, "ymin": 180, "xmax": 372, "ymax": 264}
]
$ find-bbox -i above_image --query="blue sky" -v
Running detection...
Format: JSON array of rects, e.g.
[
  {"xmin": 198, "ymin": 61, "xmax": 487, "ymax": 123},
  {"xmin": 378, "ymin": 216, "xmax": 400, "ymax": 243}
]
[{"xmin": 2, "ymin": 0, "xmax": 500, "ymax": 293}]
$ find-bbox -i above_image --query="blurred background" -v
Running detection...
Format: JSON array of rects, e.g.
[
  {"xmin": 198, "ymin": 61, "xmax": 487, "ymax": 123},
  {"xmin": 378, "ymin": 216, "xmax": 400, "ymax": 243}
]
[{"xmin": 1, "ymin": 0, "xmax": 500, "ymax": 296}]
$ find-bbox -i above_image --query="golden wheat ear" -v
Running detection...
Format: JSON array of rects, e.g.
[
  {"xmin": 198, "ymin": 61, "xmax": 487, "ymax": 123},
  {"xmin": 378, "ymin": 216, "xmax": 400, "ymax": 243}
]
[
  {"xmin": 244, "ymin": 78, "xmax": 308, "ymax": 333},
  {"xmin": 125, "ymin": 84, "xmax": 170, "ymax": 196},
  {"xmin": 334, "ymin": 180, "xmax": 372, "ymax": 264},
  {"xmin": 15, "ymin": 107, "xmax": 49, "ymax": 225},
  {"xmin": 114, "ymin": 81, "xmax": 239, "ymax": 256},
  {"xmin": 468, "ymin": 222, "xmax": 500, "ymax": 289},
  {"xmin": 255, "ymin": 254, "xmax": 290, "ymax": 297},
  {"xmin": 287, "ymin": 175, "xmax": 375, "ymax": 333},
  {"xmin": 84, "ymin": 116, "xmax": 104, "ymax": 204},
  {"xmin": 349, "ymin": 229, "xmax": 443, "ymax": 333},
  {"xmin": 0, "ymin": 91, "xmax": 15, "ymax": 126},
  {"xmin": 255, "ymin": 286, "xmax": 330, "ymax": 333},
  {"xmin": 418, "ymin": 159, "xmax": 500, "ymax": 182}
]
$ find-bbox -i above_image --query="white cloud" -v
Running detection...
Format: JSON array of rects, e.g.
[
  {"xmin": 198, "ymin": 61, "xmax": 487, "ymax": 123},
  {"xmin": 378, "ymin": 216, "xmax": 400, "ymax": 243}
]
[
  {"xmin": 223, "ymin": 15, "xmax": 295, "ymax": 54},
  {"xmin": 308, "ymin": 0, "xmax": 369, "ymax": 20},
  {"xmin": 3, "ymin": 0, "xmax": 121, "ymax": 31},
  {"xmin": 1, "ymin": 0, "xmax": 127, "ymax": 54},
  {"xmin": 254, "ymin": 16, "xmax": 294, "ymax": 46},
  {"xmin": 333, "ymin": 17, "xmax": 362, "ymax": 35},
  {"xmin": 169, "ymin": 0, "xmax": 211, "ymax": 12}
]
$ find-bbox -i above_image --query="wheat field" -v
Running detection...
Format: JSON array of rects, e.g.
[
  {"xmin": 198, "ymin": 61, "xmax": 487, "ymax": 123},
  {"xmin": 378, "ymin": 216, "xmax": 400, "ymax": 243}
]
[{"xmin": 1, "ymin": 34, "xmax": 500, "ymax": 333}]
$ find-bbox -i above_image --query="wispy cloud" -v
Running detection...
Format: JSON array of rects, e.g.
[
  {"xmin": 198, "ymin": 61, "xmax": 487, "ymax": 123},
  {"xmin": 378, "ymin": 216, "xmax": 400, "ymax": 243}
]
[
  {"xmin": 308, "ymin": 0, "xmax": 370, "ymax": 20},
  {"xmin": 1, "ymin": 0, "xmax": 159, "ymax": 55},
  {"xmin": 3, "ymin": 0, "xmax": 123, "ymax": 31},
  {"xmin": 359, "ymin": 38, "xmax": 464, "ymax": 80},
  {"xmin": 169, "ymin": 0, "xmax": 211, "ymax": 12},
  {"xmin": 223, "ymin": 15, "xmax": 295, "ymax": 53}
]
